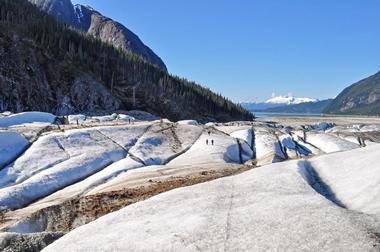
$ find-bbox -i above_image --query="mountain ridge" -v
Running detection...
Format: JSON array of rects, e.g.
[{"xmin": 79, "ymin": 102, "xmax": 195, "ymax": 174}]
[
  {"xmin": 241, "ymin": 95, "xmax": 319, "ymax": 111},
  {"xmin": 29, "ymin": 0, "xmax": 167, "ymax": 70},
  {"xmin": 263, "ymin": 99, "xmax": 333, "ymax": 114},
  {"xmin": 324, "ymin": 71, "xmax": 380, "ymax": 115}
]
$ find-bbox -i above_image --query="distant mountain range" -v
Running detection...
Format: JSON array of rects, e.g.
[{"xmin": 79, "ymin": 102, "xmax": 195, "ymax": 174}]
[
  {"xmin": 241, "ymin": 95, "xmax": 320, "ymax": 112},
  {"xmin": 324, "ymin": 71, "xmax": 380, "ymax": 116},
  {"xmin": 266, "ymin": 95, "xmax": 317, "ymax": 105},
  {"xmin": 29, "ymin": 0, "xmax": 167, "ymax": 70},
  {"xmin": 243, "ymin": 70, "xmax": 380, "ymax": 116},
  {"xmin": 264, "ymin": 99, "xmax": 333, "ymax": 114}
]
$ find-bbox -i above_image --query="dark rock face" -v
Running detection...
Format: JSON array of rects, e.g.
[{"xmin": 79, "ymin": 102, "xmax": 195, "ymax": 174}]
[
  {"xmin": 324, "ymin": 71, "xmax": 380, "ymax": 115},
  {"xmin": 83, "ymin": 5, "xmax": 167, "ymax": 70},
  {"xmin": 29, "ymin": 0, "xmax": 167, "ymax": 70}
]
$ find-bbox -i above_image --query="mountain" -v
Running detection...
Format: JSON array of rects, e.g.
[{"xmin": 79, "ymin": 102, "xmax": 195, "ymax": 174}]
[
  {"xmin": 241, "ymin": 95, "xmax": 317, "ymax": 111},
  {"xmin": 29, "ymin": 0, "xmax": 167, "ymax": 70},
  {"xmin": 266, "ymin": 95, "xmax": 316, "ymax": 105},
  {"xmin": 0, "ymin": 0, "xmax": 252, "ymax": 122},
  {"xmin": 324, "ymin": 71, "xmax": 380, "ymax": 115},
  {"xmin": 263, "ymin": 99, "xmax": 333, "ymax": 114}
]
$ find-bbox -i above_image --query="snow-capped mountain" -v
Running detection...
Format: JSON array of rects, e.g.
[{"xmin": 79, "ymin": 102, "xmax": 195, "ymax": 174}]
[
  {"xmin": 241, "ymin": 94, "xmax": 319, "ymax": 111},
  {"xmin": 265, "ymin": 95, "xmax": 317, "ymax": 105}
]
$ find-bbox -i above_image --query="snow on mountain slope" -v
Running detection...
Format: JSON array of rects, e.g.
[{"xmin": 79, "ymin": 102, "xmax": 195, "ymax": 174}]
[
  {"xmin": 43, "ymin": 145, "xmax": 380, "ymax": 252},
  {"xmin": 0, "ymin": 112, "xmax": 56, "ymax": 128},
  {"xmin": 241, "ymin": 95, "xmax": 318, "ymax": 112},
  {"xmin": 0, "ymin": 132, "xmax": 29, "ymax": 169},
  {"xmin": 266, "ymin": 95, "xmax": 317, "ymax": 105}
]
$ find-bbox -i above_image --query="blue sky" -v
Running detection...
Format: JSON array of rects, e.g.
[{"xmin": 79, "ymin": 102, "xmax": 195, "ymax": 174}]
[{"xmin": 72, "ymin": 0, "xmax": 380, "ymax": 102}]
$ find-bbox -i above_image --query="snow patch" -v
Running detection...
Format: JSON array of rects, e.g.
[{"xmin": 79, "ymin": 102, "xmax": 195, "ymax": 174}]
[
  {"xmin": 0, "ymin": 112, "xmax": 56, "ymax": 128},
  {"xmin": 0, "ymin": 132, "xmax": 29, "ymax": 168}
]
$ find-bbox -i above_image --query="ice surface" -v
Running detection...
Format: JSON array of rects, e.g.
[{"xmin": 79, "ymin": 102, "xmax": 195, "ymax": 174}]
[
  {"xmin": 0, "ymin": 132, "xmax": 29, "ymax": 169},
  {"xmin": 117, "ymin": 114, "xmax": 135, "ymax": 122},
  {"xmin": 67, "ymin": 115, "xmax": 86, "ymax": 125},
  {"xmin": 307, "ymin": 144, "xmax": 380, "ymax": 214},
  {"xmin": 4, "ymin": 156, "xmax": 144, "ymax": 229},
  {"xmin": 177, "ymin": 120, "xmax": 199, "ymax": 126},
  {"xmin": 0, "ymin": 127, "xmax": 142, "ymax": 209},
  {"xmin": 253, "ymin": 126, "xmax": 285, "ymax": 165},
  {"xmin": 43, "ymin": 145, "xmax": 380, "ymax": 251},
  {"xmin": 306, "ymin": 132, "xmax": 359, "ymax": 153},
  {"xmin": 0, "ymin": 132, "xmax": 69, "ymax": 189},
  {"xmin": 230, "ymin": 128, "xmax": 253, "ymax": 148},
  {"xmin": 168, "ymin": 130, "xmax": 252, "ymax": 166},
  {"xmin": 311, "ymin": 122, "xmax": 335, "ymax": 131},
  {"xmin": 0, "ymin": 112, "xmax": 56, "ymax": 128},
  {"xmin": 128, "ymin": 123, "xmax": 202, "ymax": 165}
]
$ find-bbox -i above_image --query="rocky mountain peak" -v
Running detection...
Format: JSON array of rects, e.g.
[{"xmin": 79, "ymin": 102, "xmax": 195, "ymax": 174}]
[{"xmin": 29, "ymin": 0, "xmax": 167, "ymax": 70}]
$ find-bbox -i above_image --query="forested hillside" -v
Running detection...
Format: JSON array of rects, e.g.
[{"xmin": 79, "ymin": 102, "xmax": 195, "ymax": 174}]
[
  {"xmin": 28, "ymin": 0, "xmax": 167, "ymax": 70},
  {"xmin": 0, "ymin": 0, "xmax": 252, "ymax": 121},
  {"xmin": 324, "ymin": 71, "xmax": 380, "ymax": 116}
]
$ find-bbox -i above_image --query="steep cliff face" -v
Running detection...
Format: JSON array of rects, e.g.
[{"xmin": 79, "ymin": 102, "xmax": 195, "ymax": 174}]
[
  {"xmin": 324, "ymin": 71, "xmax": 380, "ymax": 115},
  {"xmin": 82, "ymin": 5, "xmax": 167, "ymax": 70},
  {"xmin": 29, "ymin": 0, "xmax": 167, "ymax": 70},
  {"xmin": 0, "ymin": 31, "xmax": 120, "ymax": 114}
]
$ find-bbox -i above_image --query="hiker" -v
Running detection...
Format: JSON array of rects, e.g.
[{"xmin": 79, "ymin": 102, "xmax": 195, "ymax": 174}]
[
  {"xmin": 211, "ymin": 139, "xmax": 214, "ymax": 145},
  {"xmin": 128, "ymin": 118, "xmax": 131, "ymax": 124},
  {"xmin": 76, "ymin": 119, "xmax": 79, "ymax": 126},
  {"xmin": 208, "ymin": 130, "xmax": 211, "ymax": 136},
  {"xmin": 206, "ymin": 139, "xmax": 209, "ymax": 145}
]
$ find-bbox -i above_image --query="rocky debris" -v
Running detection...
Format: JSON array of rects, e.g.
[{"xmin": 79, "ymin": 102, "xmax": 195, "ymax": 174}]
[{"xmin": 0, "ymin": 231, "xmax": 64, "ymax": 252}]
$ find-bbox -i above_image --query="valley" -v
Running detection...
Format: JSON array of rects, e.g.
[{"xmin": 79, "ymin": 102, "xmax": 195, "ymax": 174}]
[{"xmin": 1, "ymin": 0, "xmax": 380, "ymax": 251}]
